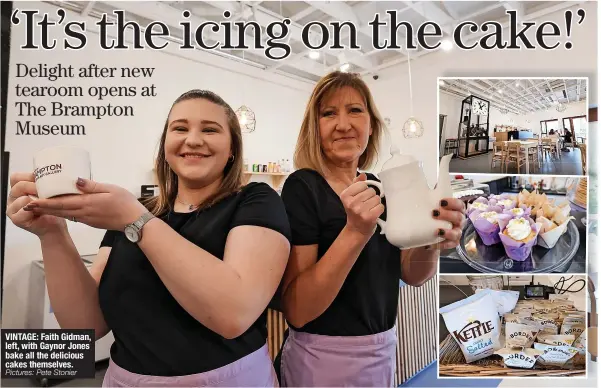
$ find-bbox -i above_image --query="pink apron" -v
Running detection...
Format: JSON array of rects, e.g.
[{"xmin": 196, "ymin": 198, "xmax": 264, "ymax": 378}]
[
  {"xmin": 280, "ymin": 326, "xmax": 397, "ymax": 387},
  {"xmin": 102, "ymin": 344, "xmax": 278, "ymax": 387}
]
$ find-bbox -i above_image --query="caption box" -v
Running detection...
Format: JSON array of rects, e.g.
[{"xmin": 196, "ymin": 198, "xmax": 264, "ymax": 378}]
[{"xmin": 2, "ymin": 329, "xmax": 95, "ymax": 378}]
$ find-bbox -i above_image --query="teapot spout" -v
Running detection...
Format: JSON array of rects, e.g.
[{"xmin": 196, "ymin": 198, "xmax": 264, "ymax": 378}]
[{"xmin": 433, "ymin": 154, "xmax": 454, "ymax": 200}]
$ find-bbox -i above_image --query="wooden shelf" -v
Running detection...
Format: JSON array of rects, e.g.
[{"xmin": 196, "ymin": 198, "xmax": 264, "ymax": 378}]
[{"xmin": 243, "ymin": 171, "xmax": 289, "ymax": 187}]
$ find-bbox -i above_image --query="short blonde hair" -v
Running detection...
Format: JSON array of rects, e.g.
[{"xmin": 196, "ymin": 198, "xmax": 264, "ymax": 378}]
[{"xmin": 293, "ymin": 71, "xmax": 385, "ymax": 175}]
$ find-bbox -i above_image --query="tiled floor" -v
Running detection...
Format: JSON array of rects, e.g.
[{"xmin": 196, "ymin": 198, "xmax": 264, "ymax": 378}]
[{"xmin": 449, "ymin": 147, "xmax": 585, "ymax": 175}]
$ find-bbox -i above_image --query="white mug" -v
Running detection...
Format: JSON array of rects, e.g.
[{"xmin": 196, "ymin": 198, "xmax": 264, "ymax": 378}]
[{"xmin": 33, "ymin": 146, "xmax": 91, "ymax": 199}]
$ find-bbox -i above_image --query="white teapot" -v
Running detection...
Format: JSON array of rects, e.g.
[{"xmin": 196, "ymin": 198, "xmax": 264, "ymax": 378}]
[{"xmin": 365, "ymin": 146, "xmax": 454, "ymax": 249}]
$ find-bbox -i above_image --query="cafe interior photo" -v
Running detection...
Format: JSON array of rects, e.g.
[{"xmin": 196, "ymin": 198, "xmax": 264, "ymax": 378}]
[{"xmin": 439, "ymin": 78, "xmax": 589, "ymax": 176}]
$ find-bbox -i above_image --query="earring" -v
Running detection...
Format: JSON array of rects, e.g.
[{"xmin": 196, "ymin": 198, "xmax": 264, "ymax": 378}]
[{"xmin": 229, "ymin": 155, "xmax": 235, "ymax": 162}]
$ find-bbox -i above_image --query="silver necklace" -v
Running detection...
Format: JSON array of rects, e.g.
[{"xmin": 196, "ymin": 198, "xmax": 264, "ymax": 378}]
[{"xmin": 176, "ymin": 198, "xmax": 199, "ymax": 211}]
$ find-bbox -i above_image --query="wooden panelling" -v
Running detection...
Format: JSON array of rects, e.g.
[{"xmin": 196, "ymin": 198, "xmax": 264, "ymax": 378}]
[
  {"xmin": 265, "ymin": 275, "xmax": 439, "ymax": 384},
  {"xmin": 589, "ymin": 107, "xmax": 597, "ymax": 122}
]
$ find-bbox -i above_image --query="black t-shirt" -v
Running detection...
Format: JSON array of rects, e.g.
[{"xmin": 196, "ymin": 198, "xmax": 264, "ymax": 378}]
[
  {"xmin": 280, "ymin": 169, "xmax": 401, "ymax": 336},
  {"xmin": 97, "ymin": 182, "xmax": 291, "ymax": 376}
]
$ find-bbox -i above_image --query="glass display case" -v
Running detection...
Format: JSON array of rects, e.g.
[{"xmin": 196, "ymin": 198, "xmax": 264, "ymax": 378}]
[{"xmin": 457, "ymin": 95, "xmax": 491, "ymax": 159}]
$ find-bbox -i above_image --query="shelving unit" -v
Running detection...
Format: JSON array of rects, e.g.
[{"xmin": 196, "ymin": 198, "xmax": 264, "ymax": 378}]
[
  {"xmin": 457, "ymin": 95, "xmax": 491, "ymax": 159},
  {"xmin": 243, "ymin": 171, "xmax": 288, "ymax": 188}
]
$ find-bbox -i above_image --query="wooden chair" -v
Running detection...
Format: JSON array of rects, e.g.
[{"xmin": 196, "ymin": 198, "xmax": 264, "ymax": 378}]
[
  {"xmin": 504, "ymin": 142, "xmax": 526, "ymax": 173},
  {"xmin": 541, "ymin": 138, "xmax": 558, "ymax": 160},
  {"xmin": 491, "ymin": 142, "xmax": 506, "ymax": 171},
  {"xmin": 578, "ymin": 144, "xmax": 587, "ymax": 174}
]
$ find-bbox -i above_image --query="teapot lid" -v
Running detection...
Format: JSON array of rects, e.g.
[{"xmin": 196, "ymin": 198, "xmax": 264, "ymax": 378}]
[{"xmin": 381, "ymin": 144, "xmax": 417, "ymax": 171}]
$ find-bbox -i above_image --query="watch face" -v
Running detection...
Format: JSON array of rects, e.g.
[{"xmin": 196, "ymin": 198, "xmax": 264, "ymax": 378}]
[{"xmin": 124, "ymin": 226, "xmax": 139, "ymax": 243}]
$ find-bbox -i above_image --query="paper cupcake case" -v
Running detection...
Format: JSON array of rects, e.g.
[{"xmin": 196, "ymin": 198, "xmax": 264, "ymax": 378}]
[
  {"xmin": 497, "ymin": 217, "xmax": 542, "ymax": 262},
  {"xmin": 469, "ymin": 208, "xmax": 510, "ymax": 246}
]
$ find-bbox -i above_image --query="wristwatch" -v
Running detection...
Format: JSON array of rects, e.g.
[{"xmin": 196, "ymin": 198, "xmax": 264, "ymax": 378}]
[{"xmin": 124, "ymin": 211, "xmax": 155, "ymax": 243}]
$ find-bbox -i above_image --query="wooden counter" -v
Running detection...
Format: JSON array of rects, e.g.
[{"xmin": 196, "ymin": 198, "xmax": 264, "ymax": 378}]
[{"xmin": 266, "ymin": 276, "xmax": 438, "ymax": 385}]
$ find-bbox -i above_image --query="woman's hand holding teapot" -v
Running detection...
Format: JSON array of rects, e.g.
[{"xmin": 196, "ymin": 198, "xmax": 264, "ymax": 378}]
[
  {"xmin": 431, "ymin": 198, "xmax": 466, "ymax": 250},
  {"xmin": 341, "ymin": 173, "xmax": 385, "ymax": 237},
  {"xmin": 7, "ymin": 172, "xmax": 67, "ymax": 237}
]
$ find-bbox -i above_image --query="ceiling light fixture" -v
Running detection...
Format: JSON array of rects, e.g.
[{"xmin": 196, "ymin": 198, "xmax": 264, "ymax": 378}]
[
  {"xmin": 498, "ymin": 89, "xmax": 503, "ymax": 94},
  {"xmin": 402, "ymin": 50, "xmax": 424, "ymax": 139},
  {"xmin": 340, "ymin": 63, "xmax": 350, "ymax": 72}
]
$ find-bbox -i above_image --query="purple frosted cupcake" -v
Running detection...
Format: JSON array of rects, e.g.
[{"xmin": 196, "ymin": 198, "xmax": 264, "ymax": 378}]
[
  {"xmin": 498, "ymin": 217, "xmax": 541, "ymax": 261},
  {"xmin": 467, "ymin": 197, "xmax": 491, "ymax": 216},
  {"xmin": 469, "ymin": 207, "xmax": 510, "ymax": 246},
  {"xmin": 502, "ymin": 205, "xmax": 531, "ymax": 219},
  {"xmin": 489, "ymin": 194, "xmax": 517, "ymax": 209}
]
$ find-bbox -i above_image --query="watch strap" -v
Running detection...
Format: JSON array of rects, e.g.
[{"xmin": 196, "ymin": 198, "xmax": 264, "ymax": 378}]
[{"xmin": 134, "ymin": 211, "xmax": 155, "ymax": 229}]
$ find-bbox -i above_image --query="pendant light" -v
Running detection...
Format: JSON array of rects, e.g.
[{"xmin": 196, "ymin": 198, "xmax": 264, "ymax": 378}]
[
  {"xmin": 402, "ymin": 49, "xmax": 424, "ymax": 138},
  {"xmin": 235, "ymin": 49, "xmax": 256, "ymax": 133}
]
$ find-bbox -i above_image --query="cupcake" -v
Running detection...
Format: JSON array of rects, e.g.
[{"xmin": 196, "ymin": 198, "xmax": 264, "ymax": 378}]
[
  {"xmin": 503, "ymin": 205, "xmax": 531, "ymax": 219},
  {"xmin": 469, "ymin": 206, "xmax": 510, "ymax": 246},
  {"xmin": 498, "ymin": 217, "xmax": 541, "ymax": 261},
  {"xmin": 467, "ymin": 198, "xmax": 491, "ymax": 216},
  {"xmin": 490, "ymin": 194, "xmax": 517, "ymax": 209}
]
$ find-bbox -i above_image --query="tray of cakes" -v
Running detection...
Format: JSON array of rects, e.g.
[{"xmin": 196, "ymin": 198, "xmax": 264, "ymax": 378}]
[{"xmin": 456, "ymin": 189, "xmax": 581, "ymax": 273}]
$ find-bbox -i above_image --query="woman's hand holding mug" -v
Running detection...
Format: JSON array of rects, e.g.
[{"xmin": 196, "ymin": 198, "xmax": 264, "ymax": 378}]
[
  {"xmin": 431, "ymin": 198, "xmax": 466, "ymax": 250},
  {"xmin": 23, "ymin": 178, "xmax": 148, "ymax": 232},
  {"xmin": 7, "ymin": 172, "xmax": 67, "ymax": 237},
  {"xmin": 341, "ymin": 173, "xmax": 385, "ymax": 236}
]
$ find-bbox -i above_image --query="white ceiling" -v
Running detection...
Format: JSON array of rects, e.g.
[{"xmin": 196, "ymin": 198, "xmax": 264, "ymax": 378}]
[
  {"xmin": 439, "ymin": 78, "xmax": 588, "ymax": 115},
  {"xmin": 47, "ymin": 1, "xmax": 578, "ymax": 83}
]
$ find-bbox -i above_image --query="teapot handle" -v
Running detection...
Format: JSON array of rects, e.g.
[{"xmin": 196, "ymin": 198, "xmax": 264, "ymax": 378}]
[
  {"xmin": 364, "ymin": 180, "xmax": 386, "ymax": 234},
  {"xmin": 364, "ymin": 180, "xmax": 384, "ymax": 198}
]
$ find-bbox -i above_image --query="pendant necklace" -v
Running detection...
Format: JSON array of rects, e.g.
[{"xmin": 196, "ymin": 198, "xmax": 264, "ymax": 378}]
[{"xmin": 176, "ymin": 198, "xmax": 199, "ymax": 211}]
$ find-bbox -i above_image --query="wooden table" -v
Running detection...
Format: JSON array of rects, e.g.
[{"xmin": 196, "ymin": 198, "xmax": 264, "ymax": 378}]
[{"xmin": 504, "ymin": 140, "xmax": 538, "ymax": 174}]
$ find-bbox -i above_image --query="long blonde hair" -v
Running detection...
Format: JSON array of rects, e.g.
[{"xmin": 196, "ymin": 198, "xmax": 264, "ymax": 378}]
[
  {"xmin": 293, "ymin": 71, "xmax": 384, "ymax": 175},
  {"xmin": 142, "ymin": 90, "xmax": 244, "ymax": 216}
]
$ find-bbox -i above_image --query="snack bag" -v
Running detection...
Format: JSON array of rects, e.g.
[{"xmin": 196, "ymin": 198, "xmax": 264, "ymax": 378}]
[
  {"xmin": 440, "ymin": 290, "xmax": 502, "ymax": 363},
  {"xmin": 495, "ymin": 347, "xmax": 544, "ymax": 369}
]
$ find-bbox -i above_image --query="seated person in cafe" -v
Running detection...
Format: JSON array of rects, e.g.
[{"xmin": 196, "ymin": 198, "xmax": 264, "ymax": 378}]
[{"xmin": 562, "ymin": 128, "xmax": 573, "ymax": 151}]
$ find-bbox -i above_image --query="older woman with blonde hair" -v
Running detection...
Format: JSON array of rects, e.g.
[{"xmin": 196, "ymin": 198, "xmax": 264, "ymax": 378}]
[
  {"xmin": 7, "ymin": 90, "xmax": 291, "ymax": 387},
  {"xmin": 277, "ymin": 72, "xmax": 465, "ymax": 386}
]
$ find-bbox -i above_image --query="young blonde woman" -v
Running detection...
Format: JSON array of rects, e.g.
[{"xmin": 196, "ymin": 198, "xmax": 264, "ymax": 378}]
[
  {"xmin": 277, "ymin": 72, "xmax": 466, "ymax": 386},
  {"xmin": 7, "ymin": 90, "xmax": 291, "ymax": 387}
]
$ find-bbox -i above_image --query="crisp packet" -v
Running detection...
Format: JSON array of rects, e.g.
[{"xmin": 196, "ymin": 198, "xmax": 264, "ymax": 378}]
[
  {"xmin": 505, "ymin": 322, "xmax": 539, "ymax": 347},
  {"xmin": 536, "ymin": 333, "xmax": 576, "ymax": 346},
  {"xmin": 495, "ymin": 347, "xmax": 544, "ymax": 369},
  {"xmin": 439, "ymin": 289, "xmax": 502, "ymax": 363},
  {"xmin": 533, "ymin": 343, "xmax": 579, "ymax": 367},
  {"xmin": 475, "ymin": 289, "xmax": 519, "ymax": 316}
]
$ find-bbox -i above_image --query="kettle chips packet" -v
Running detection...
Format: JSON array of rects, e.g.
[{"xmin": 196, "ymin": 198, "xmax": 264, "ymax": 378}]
[{"xmin": 439, "ymin": 290, "xmax": 502, "ymax": 363}]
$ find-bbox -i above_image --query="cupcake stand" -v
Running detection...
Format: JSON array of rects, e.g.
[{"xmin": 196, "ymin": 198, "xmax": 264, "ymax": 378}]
[{"xmin": 453, "ymin": 188, "xmax": 586, "ymax": 273}]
